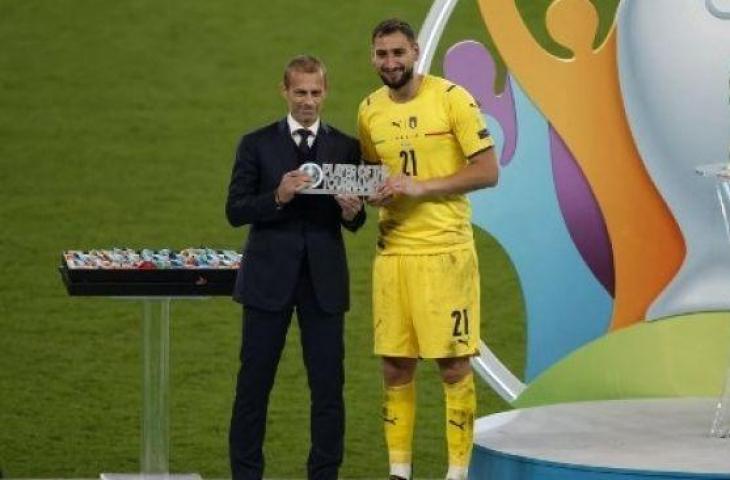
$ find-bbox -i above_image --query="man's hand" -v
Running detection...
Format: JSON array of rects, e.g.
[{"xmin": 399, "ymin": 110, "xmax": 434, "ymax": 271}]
[
  {"xmin": 368, "ymin": 174, "xmax": 426, "ymax": 206},
  {"xmin": 276, "ymin": 170, "xmax": 312, "ymax": 205},
  {"xmin": 388, "ymin": 174, "xmax": 427, "ymax": 198},
  {"xmin": 367, "ymin": 181, "xmax": 396, "ymax": 207},
  {"xmin": 335, "ymin": 194, "xmax": 363, "ymax": 221}
]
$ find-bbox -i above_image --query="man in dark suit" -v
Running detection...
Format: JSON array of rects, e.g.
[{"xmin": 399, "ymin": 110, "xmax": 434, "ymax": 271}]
[{"xmin": 225, "ymin": 55, "xmax": 365, "ymax": 480}]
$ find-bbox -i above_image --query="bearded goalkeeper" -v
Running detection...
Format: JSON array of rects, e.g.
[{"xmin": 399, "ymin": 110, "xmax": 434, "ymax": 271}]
[{"xmin": 357, "ymin": 18, "xmax": 499, "ymax": 480}]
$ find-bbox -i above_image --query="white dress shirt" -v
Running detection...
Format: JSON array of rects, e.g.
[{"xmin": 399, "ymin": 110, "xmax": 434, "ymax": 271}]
[{"xmin": 287, "ymin": 114, "xmax": 319, "ymax": 148}]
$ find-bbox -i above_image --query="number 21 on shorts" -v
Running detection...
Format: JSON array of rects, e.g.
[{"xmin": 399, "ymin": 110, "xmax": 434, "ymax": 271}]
[{"xmin": 451, "ymin": 309, "xmax": 470, "ymax": 337}]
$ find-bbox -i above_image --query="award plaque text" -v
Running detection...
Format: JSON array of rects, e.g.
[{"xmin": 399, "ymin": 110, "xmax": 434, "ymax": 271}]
[{"xmin": 299, "ymin": 163, "xmax": 389, "ymax": 195}]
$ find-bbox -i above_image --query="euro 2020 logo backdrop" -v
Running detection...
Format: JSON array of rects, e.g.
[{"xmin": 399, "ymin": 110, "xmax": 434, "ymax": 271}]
[{"xmin": 418, "ymin": 0, "xmax": 730, "ymax": 407}]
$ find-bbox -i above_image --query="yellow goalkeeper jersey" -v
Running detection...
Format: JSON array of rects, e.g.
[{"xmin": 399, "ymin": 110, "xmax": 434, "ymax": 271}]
[{"xmin": 357, "ymin": 74, "xmax": 495, "ymax": 255}]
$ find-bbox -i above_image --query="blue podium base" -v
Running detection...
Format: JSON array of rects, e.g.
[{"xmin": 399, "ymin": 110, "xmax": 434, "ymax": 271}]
[{"xmin": 470, "ymin": 398, "xmax": 730, "ymax": 480}]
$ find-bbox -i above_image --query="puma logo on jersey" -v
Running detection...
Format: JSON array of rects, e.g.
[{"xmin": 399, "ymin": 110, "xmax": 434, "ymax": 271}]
[
  {"xmin": 391, "ymin": 120, "xmax": 402, "ymax": 128},
  {"xmin": 383, "ymin": 415, "xmax": 398, "ymax": 425},
  {"xmin": 449, "ymin": 419, "xmax": 466, "ymax": 430}
]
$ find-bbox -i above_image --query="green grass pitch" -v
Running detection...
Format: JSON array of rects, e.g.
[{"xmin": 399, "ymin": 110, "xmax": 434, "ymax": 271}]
[{"xmin": 0, "ymin": 0, "xmax": 617, "ymax": 477}]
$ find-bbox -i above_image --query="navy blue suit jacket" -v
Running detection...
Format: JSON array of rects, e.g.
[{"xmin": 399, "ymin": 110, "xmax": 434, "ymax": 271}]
[{"xmin": 226, "ymin": 119, "xmax": 365, "ymax": 313}]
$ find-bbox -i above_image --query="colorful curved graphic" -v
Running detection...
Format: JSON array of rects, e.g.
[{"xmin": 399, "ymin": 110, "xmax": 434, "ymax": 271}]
[
  {"xmin": 444, "ymin": 40, "xmax": 612, "ymax": 379},
  {"xmin": 549, "ymin": 127, "xmax": 614, "ymax": 296},
  {"xmin": 419, "ymin": 0, "xmax": 730, "ymax": 403},
  {"xmin": 476, "ymin": 0, "xmax": 685, "ymax": 331}
]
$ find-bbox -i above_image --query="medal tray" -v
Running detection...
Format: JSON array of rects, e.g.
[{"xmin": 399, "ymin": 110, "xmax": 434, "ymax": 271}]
[{"xmin": 59, "ymin": 260, "xmax": 237, "ymax": 296}]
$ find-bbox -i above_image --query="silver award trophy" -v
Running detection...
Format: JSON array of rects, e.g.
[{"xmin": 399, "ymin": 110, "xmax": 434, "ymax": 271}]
[{"xmin": 298, "ymin": 162, "xmax": 389, "ymax": 195}]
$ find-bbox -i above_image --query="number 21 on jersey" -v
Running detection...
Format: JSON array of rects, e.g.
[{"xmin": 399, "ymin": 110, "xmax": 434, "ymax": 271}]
[{"xmin": 400, "ymin": 149, "xmax": 418, "ymax": 176}]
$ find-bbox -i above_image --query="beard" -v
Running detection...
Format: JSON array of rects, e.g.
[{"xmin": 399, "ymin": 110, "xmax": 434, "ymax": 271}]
[{"xmin": 379, "ymin": 66, "xmax": 414, "ymax": 90}]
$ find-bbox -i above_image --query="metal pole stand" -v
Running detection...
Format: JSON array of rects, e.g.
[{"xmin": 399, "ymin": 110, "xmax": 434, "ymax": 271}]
[
  {"xmin": 710, "ymin": 363, "xmax": 730, "ymax": 438},
  {"xmin": 101, "ymin": 298, "xmax": 202, "ymax": 480},
  {"xmin": 696, "ymin": 163, "xmax": 730, "ymax": 438}
]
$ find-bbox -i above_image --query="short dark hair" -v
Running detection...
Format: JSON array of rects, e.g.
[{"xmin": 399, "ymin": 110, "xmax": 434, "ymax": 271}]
[
  {"xmin": 283, "ymin": 55, "xmax": 327, "ymax": 88},
  {"xmin": 371, "ymin": 18, "xmax": 416, "ymax": 44}
]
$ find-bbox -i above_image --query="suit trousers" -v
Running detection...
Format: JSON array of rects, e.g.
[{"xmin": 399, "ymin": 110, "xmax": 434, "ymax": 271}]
[{"xmin": 229, "ymin": 258, "xmax": 345, "ymax": 480}]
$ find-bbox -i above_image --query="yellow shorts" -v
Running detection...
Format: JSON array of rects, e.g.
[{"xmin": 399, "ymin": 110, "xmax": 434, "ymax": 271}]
[{"xmin": 372, "ymin": 248, "xmax": 480, "ymax": 359}]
